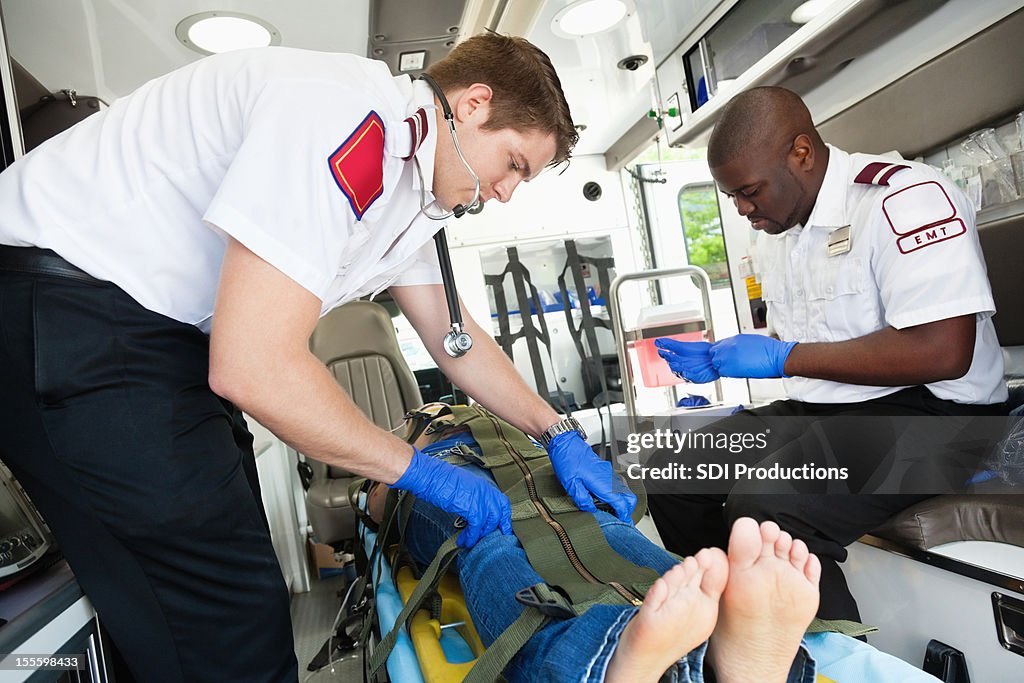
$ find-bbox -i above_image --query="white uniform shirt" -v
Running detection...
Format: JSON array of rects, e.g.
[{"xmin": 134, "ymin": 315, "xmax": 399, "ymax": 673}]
[
  {"xmin": 0, "ymin": 47, "xmax": 444, "ymax": 333},
  {"xmin": 755, "ymin": 145, "xmax": 1006, "ymax": 405}
]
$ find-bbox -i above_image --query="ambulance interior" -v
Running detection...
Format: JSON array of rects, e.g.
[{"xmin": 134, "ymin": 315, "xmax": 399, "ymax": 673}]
[{"xmin": 1, "ymin": 0, "xmax": 1023, "ymax": 681}]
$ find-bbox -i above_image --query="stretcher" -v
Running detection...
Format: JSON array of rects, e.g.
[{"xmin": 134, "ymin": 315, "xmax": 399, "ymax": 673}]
[
  {"xmin": 352, "ymin": 406, "xmax": 933, "ymax": 683},
  {"xmin": 362, "ymin": 524, "xmax": 484, "ymax": 683},
  {"xmin": 361, "ymin": 520, "xmax": 870, "ymax": 683}
]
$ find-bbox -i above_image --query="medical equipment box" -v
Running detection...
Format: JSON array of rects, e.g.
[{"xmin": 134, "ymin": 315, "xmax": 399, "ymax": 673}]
[{"xmin": 631, "ymin": 304, "xmax": 706, "ymax": 387}]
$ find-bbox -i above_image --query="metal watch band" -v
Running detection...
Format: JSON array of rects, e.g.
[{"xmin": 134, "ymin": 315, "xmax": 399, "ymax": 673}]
[{"xmin": 539, "ymin": 417, "xmax": 587, "ymax": 447}]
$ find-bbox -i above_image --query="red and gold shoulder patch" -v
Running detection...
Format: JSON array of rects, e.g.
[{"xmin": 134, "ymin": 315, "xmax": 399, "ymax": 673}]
[{"xmin": 328, "ymin": 111, "xmax": 385, "ymax": 220}]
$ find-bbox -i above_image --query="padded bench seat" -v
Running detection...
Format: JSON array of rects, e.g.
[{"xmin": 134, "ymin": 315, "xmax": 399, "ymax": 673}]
[{"xmin": 870, "ymin": 493, "xmax": 1024, "ymax": 551}]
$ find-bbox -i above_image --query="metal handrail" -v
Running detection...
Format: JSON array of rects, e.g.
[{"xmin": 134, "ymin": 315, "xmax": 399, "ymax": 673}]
[{"xmin": 608, "ymin": 266, "xmax": 718, "ymax": 428}]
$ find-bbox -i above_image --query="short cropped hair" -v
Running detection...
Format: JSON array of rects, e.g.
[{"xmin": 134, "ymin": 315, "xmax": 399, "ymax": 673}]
[
  {"xmin": 426, "ymin": 33, "xmax": 578, "ymax": 166},
  {"xmin": 707, "ymin": 86, "xmax": 818, "ymax": 168}
]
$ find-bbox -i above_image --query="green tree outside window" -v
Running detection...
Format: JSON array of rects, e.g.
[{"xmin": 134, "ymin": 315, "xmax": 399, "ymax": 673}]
[{"xmin": 678, "ymin": 183, "xmax": 730, "ymax": 288}]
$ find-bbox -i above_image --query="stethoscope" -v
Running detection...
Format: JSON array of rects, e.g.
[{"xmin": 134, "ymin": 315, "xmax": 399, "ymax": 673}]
[{"xmin": 416, "ymin": 73, "xmax": 479, "ymax": 358}]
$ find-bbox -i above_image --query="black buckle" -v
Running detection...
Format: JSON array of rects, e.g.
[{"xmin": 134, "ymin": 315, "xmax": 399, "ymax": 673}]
[{"xmin": 514, "ymin": 584, "xmax": 575, "ymax": 619}]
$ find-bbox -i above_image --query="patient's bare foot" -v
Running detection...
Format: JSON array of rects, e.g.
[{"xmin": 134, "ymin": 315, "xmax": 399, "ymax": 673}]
[
  {"xmin": 606, "ymin": 548, "xmax": 728, "ymax": 683},
  {"xmin": 709, "ymin": 517, "xmax": 820, "ymax": 683}
]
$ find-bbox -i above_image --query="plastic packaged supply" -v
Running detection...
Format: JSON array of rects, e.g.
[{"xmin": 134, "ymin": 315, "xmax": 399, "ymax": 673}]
[
  {"xmin": 1012, "ymin": 150, "xmax": 1024, "ymax": 198},
  {"xmin": 979, "ymin": 157, "xmax": 1019, "ymax": 208},
  {"xmin": 961, "ymin": 166, "xmax": 983, "ymax": 212},
  {"xmin": 962, "ymin": 127, "xmax": 1009, "ymax": 163}
]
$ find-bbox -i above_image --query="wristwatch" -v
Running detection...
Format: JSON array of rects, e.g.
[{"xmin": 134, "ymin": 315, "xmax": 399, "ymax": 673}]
[{"xmin": 539, "ymin": 417, "xmax": 587, "ymax": 447}]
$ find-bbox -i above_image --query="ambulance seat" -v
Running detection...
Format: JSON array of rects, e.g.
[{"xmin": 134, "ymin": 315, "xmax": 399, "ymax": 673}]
[
  {"xmin": 868, "ymin": 210, "xmax": 1024, "ymax": 551},
  {"xmin": 303, "ymin": 300, "xmax": 423, "ymax": 546}
]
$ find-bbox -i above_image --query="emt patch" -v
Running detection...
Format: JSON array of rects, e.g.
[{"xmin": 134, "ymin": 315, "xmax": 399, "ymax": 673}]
[
  {"xmin": 882, "ymin": 181, "xmax": 966, "ymax": 254},
  {"xmin": 328, "ymin": 111, "xmax": 385, "ymax": 220}
]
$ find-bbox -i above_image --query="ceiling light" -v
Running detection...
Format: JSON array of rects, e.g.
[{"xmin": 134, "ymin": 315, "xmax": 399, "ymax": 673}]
[
  {"xmin": 176, "ymin": 12, "xmax": 281, "ymax": 55},
  {"xmin": 790, "ymin": 0, "xmax": 833, "ymax": 25},
  {"xmin": 552, "ymin": 0, "xmax": 628, "ymax": 38}
]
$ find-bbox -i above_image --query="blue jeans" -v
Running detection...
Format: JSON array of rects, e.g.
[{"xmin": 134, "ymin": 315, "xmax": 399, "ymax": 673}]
[{"xmin": 403, "ymin": 452, "xmax": 817, "ymax": 683}]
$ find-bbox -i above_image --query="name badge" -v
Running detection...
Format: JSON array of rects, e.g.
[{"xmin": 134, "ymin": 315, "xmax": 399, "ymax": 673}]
[{"xmin": 827, "ymin": 225, "xmax": 852, "ymax": 257}]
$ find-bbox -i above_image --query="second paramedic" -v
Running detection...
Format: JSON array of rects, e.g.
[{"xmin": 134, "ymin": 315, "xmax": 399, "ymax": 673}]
[{"xmin": 652, "ymin": 86, "xmax": 1006, "ymax": 622}]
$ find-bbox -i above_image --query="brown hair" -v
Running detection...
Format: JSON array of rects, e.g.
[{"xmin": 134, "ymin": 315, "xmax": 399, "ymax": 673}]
[{"xmin": 426, "ymin": 32, "xmax": 578, "ymax": 166}]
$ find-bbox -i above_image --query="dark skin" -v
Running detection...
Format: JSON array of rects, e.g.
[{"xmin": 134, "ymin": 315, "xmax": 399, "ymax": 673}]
[{"xmin": 711, "ymin": 133, "xmax": 975, "ymax": 386}]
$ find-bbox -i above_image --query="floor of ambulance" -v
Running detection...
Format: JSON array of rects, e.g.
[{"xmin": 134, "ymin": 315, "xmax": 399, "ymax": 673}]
[
  {"xmin": 292, "ymin": 572, "xmax": 364, "ymax": 681},
  {"xmin": 289, "ymin": 515, "xmax": 666, "ymax": 681}
]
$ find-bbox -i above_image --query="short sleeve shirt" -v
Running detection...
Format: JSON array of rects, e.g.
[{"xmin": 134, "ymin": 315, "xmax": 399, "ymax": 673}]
[
  {"xmin": 754, "ymin": 145, "xmax": 1006, "ymax": 405},
  {"xmin": 0, "ymin": 47, "xmax": 443, "ymax": 332}
]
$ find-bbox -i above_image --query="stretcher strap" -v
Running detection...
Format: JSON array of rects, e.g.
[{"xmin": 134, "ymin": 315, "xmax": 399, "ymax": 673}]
[
  {"xmin": 507, "ymin": 247, "xmax": 550, "ymax": 399},
  {"xmin": 456, "ymin": 406, "xmax": 659, "ymax": 607},
  {"xmin": 355, "ymin": 489, "xmax": 409, "ymax": 655},
  {"xmin": 462, "ymin": 608, "xmax": 549, "ymax": 683},
  {"xmin": 559, "ymin": 240, "xmax": 619, "ymax": 423},
  {"xmin": 485, "ymin": 270, "xmax": 515, "ymax": 359},
  {"xmin": 368, "ymin": 534, "xmax": 461, "ymax": 676},
  {"xmin": 347, "ymin": 478, "xmax": 377, "ymax": 532},
  {"xmin": 807, "ymin": 617, "xmax": 878, "ymax": 637}
]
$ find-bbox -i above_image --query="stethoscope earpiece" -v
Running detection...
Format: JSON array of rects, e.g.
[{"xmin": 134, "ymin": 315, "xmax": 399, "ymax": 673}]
[{"xmin": 417, "ymin": 74, "xmax": 481, "ymax": 220}]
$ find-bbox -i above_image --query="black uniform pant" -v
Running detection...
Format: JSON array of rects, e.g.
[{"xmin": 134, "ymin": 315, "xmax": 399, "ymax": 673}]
[
  {"xmin": 0, "ymin": 266, "xmax": 297, "ymax": 682},
  {"xmin": 646, "ymin": 387, "xmax": 1004, "ymax": 622}
]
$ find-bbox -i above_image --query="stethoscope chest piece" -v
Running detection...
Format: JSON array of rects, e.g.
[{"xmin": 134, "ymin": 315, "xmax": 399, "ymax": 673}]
[{"xmin": 443, "ymin": 326, "xmax": 473, "ymax": 358}]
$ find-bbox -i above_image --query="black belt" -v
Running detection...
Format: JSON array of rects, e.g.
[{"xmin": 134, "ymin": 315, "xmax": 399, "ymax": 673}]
[{"xmin": 0, "ymin": 245, "xmax": 104, "ymax": 285}]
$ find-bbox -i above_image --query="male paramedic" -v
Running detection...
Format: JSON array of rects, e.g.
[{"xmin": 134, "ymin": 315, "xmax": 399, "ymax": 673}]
[
  {"xmin": 0, "ymin": 34, "xmax": 633, "ymax": 682},
  {"xmin": 651, "ymin": 86, "xmax": 1006, "ymax": 623}
]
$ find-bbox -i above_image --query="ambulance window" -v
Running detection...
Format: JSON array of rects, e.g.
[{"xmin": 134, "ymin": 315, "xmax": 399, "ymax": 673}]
[
  {"xmin": 390, "ymin": 312, "xmax": 436, "ymax": 372},
  {"xmin": 678, "ymin": 183, "xmax": 729, "ymax": 289},
  {"xmin": 378, "ymin": 299, "xmax": 467, "ymax": 404}
]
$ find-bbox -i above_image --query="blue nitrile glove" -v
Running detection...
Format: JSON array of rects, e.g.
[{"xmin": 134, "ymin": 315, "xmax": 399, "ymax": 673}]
[
  {"xmin": 709, "ymin": 334, "xmax": 798, "ymax": 379},
  {"xmin": 655, "ymin": 338, "xmax": 720, "ymax": 384},
  {"xmin": 394, "ymin": 448, "xmax": 513, "ymax": 548},
  {"xmin": 677, "ymin": 394, "xmax": 711, "ymax": 408},
  {"xmin": 547, "ymin": 431, "xmax": 636, "ymax": 522}
]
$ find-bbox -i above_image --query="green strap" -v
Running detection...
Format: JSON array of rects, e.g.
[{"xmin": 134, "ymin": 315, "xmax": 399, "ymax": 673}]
[
  {"xmin": 346, "ymin": 478, "xmax": 378, "ymax": 532},
  {"xmin": 356, "ymin": 489, "xmax": 409, "ymax": 655},
  {"xmin": 807, "ymin": 617, "xmax": 878, "ymax": 637},
  {"xmin": 456, "ymin": 406, "xmax": 659, "ymax": 608},
  {"xmin": 368, "ymin": 534, "xmax": 461, "ymax": 676},
  {"xmin": 397, "ymin": 489, "xmax": 416, "ymax": 546},
  {"xmin": 462, "ymin": 608, "xmax": 549, "ymax": 683}
]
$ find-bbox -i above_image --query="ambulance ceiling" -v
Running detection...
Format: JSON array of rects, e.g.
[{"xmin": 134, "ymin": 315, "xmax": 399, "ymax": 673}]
[
  {"xmin": 0, "ymin": 0, "xmax": 372, "ymax": 103},
  {"xmin": 526, "ymin": 0, "xmax": 721, "ymax": 156},
  {"xmin": 0, "ymin": 0, "xmax": 721, "ymax": 157}
]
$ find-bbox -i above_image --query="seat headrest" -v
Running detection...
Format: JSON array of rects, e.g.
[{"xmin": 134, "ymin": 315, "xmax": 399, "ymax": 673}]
[{"xmin": 311, "ymin": 300, "xmax": 403, "ymax": 364}]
